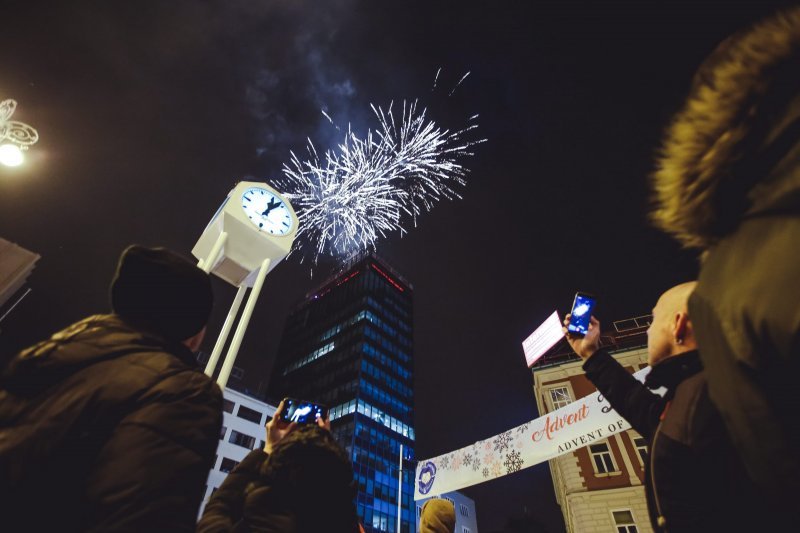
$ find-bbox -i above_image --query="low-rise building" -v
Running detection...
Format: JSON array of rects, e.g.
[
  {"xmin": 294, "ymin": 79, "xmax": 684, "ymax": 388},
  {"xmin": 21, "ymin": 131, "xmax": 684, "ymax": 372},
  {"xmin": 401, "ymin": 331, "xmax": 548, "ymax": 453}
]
[
  {"xmin": 531, "ymin": 316, "xmax": 653, "ymax": 533},
  {"xmin": 199, "ymin": 387, "xmax": 277, "ymax": 516},
  {"xmin": 0, "ymin": 238, "xmax": 39, "ymax": 327}
]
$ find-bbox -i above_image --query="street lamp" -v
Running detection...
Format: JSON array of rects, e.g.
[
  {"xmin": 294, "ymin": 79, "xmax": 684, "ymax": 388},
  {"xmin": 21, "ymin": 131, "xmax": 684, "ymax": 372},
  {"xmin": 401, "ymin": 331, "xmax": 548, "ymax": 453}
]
[
  {"xmin": 0, "ymin": 99, "xmax": 39, "ymax": 167},
  {"xmin": 0, "ymin": 144, "xmax": 24, "ymax": 167}
]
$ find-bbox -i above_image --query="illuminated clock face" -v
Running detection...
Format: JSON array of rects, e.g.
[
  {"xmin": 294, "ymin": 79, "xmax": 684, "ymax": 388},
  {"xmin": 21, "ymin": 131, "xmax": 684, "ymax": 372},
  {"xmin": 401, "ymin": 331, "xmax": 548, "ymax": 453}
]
[{"xmin": 241, "ymin": 187, "xmax": 294, "ymax": 236}]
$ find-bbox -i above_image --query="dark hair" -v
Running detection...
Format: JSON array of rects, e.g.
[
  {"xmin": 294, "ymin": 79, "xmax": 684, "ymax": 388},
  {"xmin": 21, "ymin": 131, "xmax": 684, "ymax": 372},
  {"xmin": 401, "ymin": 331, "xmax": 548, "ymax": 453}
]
[{"xmin": 261, "ymin": 425, "xmax": 358, "ymax": 531}]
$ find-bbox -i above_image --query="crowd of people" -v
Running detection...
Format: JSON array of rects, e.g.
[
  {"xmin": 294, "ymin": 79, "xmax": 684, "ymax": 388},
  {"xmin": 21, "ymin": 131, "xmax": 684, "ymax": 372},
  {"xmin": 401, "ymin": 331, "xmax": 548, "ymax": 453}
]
[
  {"xmin": 0, "ymin": 243, "xmax": 459, "ymax": 532},
  {"xmin": 1, "ymin": 5, "xmax": 798, "ymax": 532}
]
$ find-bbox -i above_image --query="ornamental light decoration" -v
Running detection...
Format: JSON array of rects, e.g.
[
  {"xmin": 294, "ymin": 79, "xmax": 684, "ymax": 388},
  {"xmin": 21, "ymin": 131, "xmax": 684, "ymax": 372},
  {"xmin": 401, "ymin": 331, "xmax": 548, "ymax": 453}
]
[{"xmin": 0, "ymin": 99, "xmax": 40, "ymax": 167}]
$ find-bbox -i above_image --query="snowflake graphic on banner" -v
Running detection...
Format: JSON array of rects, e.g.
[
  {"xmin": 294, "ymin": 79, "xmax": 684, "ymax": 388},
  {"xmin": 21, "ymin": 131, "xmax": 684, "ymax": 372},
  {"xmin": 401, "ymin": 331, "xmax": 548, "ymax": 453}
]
[
  {"xmin": 439, "ymin": 454, "xmax": 450, "ymax": 470},
  {"xmin": 452, "ymin": 454, "xmax": 462, "ymax": 470},
  {"xmin": 504, "ymin": 449, "xmax": 524, "ymax": 474},
  {"xmin": 471, "ymin": 456, "xmax": 482, "ymax": 471},
  {"xmin": 491, "ymin": 462, "xmax": 503, "ymax": 477},
  {"xmin": 493, "ymin": 431, "xmax": 512, "ymax": 452},
  {"xmin": 482, "ymin": 467, "xmax": 490, "ymax": 478},
  {"xmin": 516, "ymin": 423, "xmax": 531, "ymax": 435},
  {"xmin": 462, "ymin": 453, "xmax": 473, "ymax": 467}
]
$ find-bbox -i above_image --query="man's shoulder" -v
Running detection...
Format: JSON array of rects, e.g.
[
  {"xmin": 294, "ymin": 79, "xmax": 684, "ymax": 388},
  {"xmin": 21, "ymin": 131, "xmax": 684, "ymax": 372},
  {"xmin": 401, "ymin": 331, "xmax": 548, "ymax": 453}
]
[
  {"xmin": 670, "ymin": 369, "xmax": 707, "ymax": 411},
  {"xmin": 69, "ymin": 314, "xmax": 205, "ymax": 375},
  {"xmin": 678, "ymin": 372, "xmax": 724, "ymax": 432},
  {"xmin": 662, "ymin": 371, "xmax": 715, "ymax": 444},
  {"xmin": 106, "ymin": 347, "xmax": 221, "ymax": 413},
  {"xmin": 6, "ymin": 312, "xmax": 221, "ymax": 411},
  {"xmin": 53, "ymin": 316, "xmax": 218, "ymax": 404},
  {"xmin": 143, "ymin": 361, "xmax": 222, "ymax": 403}
]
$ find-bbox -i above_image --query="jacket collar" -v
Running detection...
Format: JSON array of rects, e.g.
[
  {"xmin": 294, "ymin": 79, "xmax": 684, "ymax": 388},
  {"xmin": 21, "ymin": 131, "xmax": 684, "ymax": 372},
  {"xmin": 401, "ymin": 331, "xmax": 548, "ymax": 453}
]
[{"xmin": 644, "ymin": 350, "xmax": 703, "ymax": 391}]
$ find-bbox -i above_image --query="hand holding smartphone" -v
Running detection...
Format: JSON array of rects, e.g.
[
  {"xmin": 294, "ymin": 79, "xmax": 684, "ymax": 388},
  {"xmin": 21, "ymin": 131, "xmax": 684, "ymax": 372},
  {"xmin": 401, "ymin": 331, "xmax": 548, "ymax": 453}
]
[{"xmin": 265, "ymin": 398, "xmax": 330, "ymax": 454}]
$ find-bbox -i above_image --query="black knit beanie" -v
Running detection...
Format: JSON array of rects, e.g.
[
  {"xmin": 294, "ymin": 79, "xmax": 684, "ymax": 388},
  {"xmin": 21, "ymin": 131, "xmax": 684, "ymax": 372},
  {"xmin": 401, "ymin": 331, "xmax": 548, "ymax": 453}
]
[{"xmin": 110, "ymin": 245, "xmax": 213, "ymax": 342}]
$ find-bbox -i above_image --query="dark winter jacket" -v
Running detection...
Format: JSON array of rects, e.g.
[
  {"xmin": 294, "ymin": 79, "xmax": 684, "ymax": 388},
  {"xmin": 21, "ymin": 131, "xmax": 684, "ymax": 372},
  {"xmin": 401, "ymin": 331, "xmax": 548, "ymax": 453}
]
[
  {"xmin": 583, "ymin": 350, "xmax": 757, "ymax": 532},
  {"xmin": 686, "ymin": 149, "xmax": 800, "ymax": 512},
  {"xmin": 198, "ymin": 427, "xmax": 360, "ymax": 533},
  {"xmin": 0, "ymin": 314, "xmax": 222, "ymax": 532},
  {"xmin": 197, "ymin": 449, "xmax": 285, "ymax": 532},
  {"xmin": 689, "ymin": 205, "xmax": 800, "ymax": 506}
]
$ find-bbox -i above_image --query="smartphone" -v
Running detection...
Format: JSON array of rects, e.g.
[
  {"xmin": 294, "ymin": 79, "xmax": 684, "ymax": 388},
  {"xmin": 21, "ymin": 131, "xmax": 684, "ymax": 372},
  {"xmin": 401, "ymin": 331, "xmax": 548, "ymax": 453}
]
[
  {"xmin": 567, "ymin": 292, "xmax": 596, "ymax": 337},
  {"xmin": 280, "ymin": 398, "xmax": 328, "ymax": 424}
]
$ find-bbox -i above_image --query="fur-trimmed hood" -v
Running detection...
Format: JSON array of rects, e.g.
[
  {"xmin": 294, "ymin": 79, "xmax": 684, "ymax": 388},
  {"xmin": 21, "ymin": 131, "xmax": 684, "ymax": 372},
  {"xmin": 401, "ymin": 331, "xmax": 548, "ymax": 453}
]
[{"xmin": 650, "ymin": 7, "xmax": 800, "ymax": 250}]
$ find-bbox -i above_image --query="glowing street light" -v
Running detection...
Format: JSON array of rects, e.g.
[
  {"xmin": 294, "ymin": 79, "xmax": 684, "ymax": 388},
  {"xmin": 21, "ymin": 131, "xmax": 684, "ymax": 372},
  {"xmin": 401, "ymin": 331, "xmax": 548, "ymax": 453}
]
[
  {"xmin": 0, "ymin": 99, "xmax": 39, "ymax": 168},
  {"xmin": 0, "ymin": 144, "xmax": 24, "ymax": 167}
]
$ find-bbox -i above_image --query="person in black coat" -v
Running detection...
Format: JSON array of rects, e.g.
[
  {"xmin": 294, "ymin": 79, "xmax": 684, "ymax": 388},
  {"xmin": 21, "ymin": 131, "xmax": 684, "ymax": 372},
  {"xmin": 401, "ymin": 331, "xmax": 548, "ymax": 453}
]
[
  {"xmin": 198, "ymin": 400, "xmax": 360, "ymax": 533},
  {"xmin": 649, "ymin": 7, "xmax": 800, "ymax": 514},
  {"xmin": 563, "ymin": 283, "xmax": 760, "ymax": 532},
  {"xmin": 0, "ymin": 245, "xmax": 223, "ymax": 532}
]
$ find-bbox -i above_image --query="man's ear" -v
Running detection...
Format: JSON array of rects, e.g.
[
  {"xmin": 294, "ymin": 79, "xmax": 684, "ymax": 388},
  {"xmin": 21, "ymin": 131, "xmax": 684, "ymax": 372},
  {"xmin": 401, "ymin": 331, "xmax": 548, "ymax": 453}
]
[
  {"xmin": 673, "ymin": 312, "xmax": 690, "ymax": 344},
  {"xmin": 183, "ymin": 327, "xmax": 207, "ymax": 352}
]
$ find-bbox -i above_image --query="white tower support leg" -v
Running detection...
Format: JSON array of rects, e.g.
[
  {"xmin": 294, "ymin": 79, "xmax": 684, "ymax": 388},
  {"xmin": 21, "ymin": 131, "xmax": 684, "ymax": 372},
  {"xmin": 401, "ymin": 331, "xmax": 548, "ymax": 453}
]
[
  {"xmin": 217, "ymin": 257, "xmax": 271, "ymax": 388},
  {"xmin": 204, "ymin": 283, "xmax": 247, "ymax": 377},
  {"xmin": 201, "ymin": 231, "xmax": 228, "ymax": 274}
]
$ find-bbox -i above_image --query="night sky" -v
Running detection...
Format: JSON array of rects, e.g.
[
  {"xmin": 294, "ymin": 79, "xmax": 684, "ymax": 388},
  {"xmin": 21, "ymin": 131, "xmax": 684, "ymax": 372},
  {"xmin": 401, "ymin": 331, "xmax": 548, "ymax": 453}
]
[{"xmin": 0, "ymin": 1, "xmax": 794, "ymax": 531}]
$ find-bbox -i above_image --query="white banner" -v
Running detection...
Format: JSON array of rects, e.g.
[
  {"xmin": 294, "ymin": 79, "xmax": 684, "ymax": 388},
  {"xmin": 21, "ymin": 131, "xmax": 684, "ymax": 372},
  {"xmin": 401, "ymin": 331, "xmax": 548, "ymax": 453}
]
[{"xmin": 414, "ymin": 366, "xmax": 657, "ymax": 500}]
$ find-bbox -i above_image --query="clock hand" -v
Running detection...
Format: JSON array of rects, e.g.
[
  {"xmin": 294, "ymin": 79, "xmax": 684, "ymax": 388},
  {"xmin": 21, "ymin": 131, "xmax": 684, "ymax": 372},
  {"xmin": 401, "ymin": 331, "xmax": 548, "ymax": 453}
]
[{"xmin": 261, "ymin": 198, "xmax": 281, "ymax": 217}]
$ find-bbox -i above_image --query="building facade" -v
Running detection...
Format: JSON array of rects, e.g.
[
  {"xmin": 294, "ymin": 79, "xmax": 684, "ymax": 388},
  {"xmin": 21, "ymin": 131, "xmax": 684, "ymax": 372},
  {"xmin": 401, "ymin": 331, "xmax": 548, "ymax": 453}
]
[
  {"xmin": 196, "ymin": 351, "xmax": 267, "ymax": 400},
  {"xmin": 199, "ymin": 388, "xmax": 277, "ymax": 516},
  {"xmin": 269, "ymin": 254, "xmax": 415, "ymax": 533},
  {"xmin": 531, "ymin": 318, "xmax": 653, "ymax": 533},
  {"xmin": 0, "ymin": 238, "xmax": 39, "ymax": 327},
  {"xmin": 416, "ymin": 492, "xmax": 479, "ymax": 533}
]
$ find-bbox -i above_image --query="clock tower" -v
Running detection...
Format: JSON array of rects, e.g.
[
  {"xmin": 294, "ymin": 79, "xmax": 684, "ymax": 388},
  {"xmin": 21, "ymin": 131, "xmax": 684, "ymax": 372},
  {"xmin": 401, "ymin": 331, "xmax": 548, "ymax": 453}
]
[{"xmin": 192, "ymin": 181, "xmax": 298, "ymax": 387}]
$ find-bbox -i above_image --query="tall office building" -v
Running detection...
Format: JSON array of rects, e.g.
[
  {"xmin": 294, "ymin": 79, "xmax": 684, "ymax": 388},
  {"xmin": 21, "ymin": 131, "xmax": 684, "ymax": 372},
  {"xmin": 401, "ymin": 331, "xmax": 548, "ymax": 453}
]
[
  {"xmin": 531, "ymin": 316, "xmax": 654, "ymax": 533},
  {"xmin": 269, "ymin": 253, "xmax": 415, "ymax": 533}
]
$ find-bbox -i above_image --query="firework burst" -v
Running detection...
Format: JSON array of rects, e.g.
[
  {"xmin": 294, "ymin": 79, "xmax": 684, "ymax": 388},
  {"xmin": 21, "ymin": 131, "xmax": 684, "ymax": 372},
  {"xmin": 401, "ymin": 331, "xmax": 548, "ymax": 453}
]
[
  {"xmin": 276, "ymin": 83, "xmax": 484, "ymax": 265},
  {"xmin": 279, "ymin": 134, "xmax": 405, "ymax": 260}
]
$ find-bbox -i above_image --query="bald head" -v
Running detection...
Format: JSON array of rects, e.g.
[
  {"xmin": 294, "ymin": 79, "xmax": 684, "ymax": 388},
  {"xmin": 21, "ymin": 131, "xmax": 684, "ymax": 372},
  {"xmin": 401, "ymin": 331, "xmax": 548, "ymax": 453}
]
[
  {"xmin": 646, "ymin": 282, "xmax": 698, "ymax": 366},
  {"xmin": 659, "ymin": 281, "xmax": 697, "ymax": 315}
]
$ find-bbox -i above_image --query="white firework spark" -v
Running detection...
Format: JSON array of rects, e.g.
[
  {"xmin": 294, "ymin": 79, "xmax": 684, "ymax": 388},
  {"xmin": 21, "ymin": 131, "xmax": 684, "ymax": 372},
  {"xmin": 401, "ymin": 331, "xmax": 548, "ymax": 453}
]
[
  {"xmin": 278, "ymin": 133, "xmax": 405, "ymax": 261},
  {"xmin": 448, "ymin": 71, "xmax": 470, "ymax": 96},
  {"xmin": 276, "ymin": 99, "xmax": 484, "ymax": 264}
]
